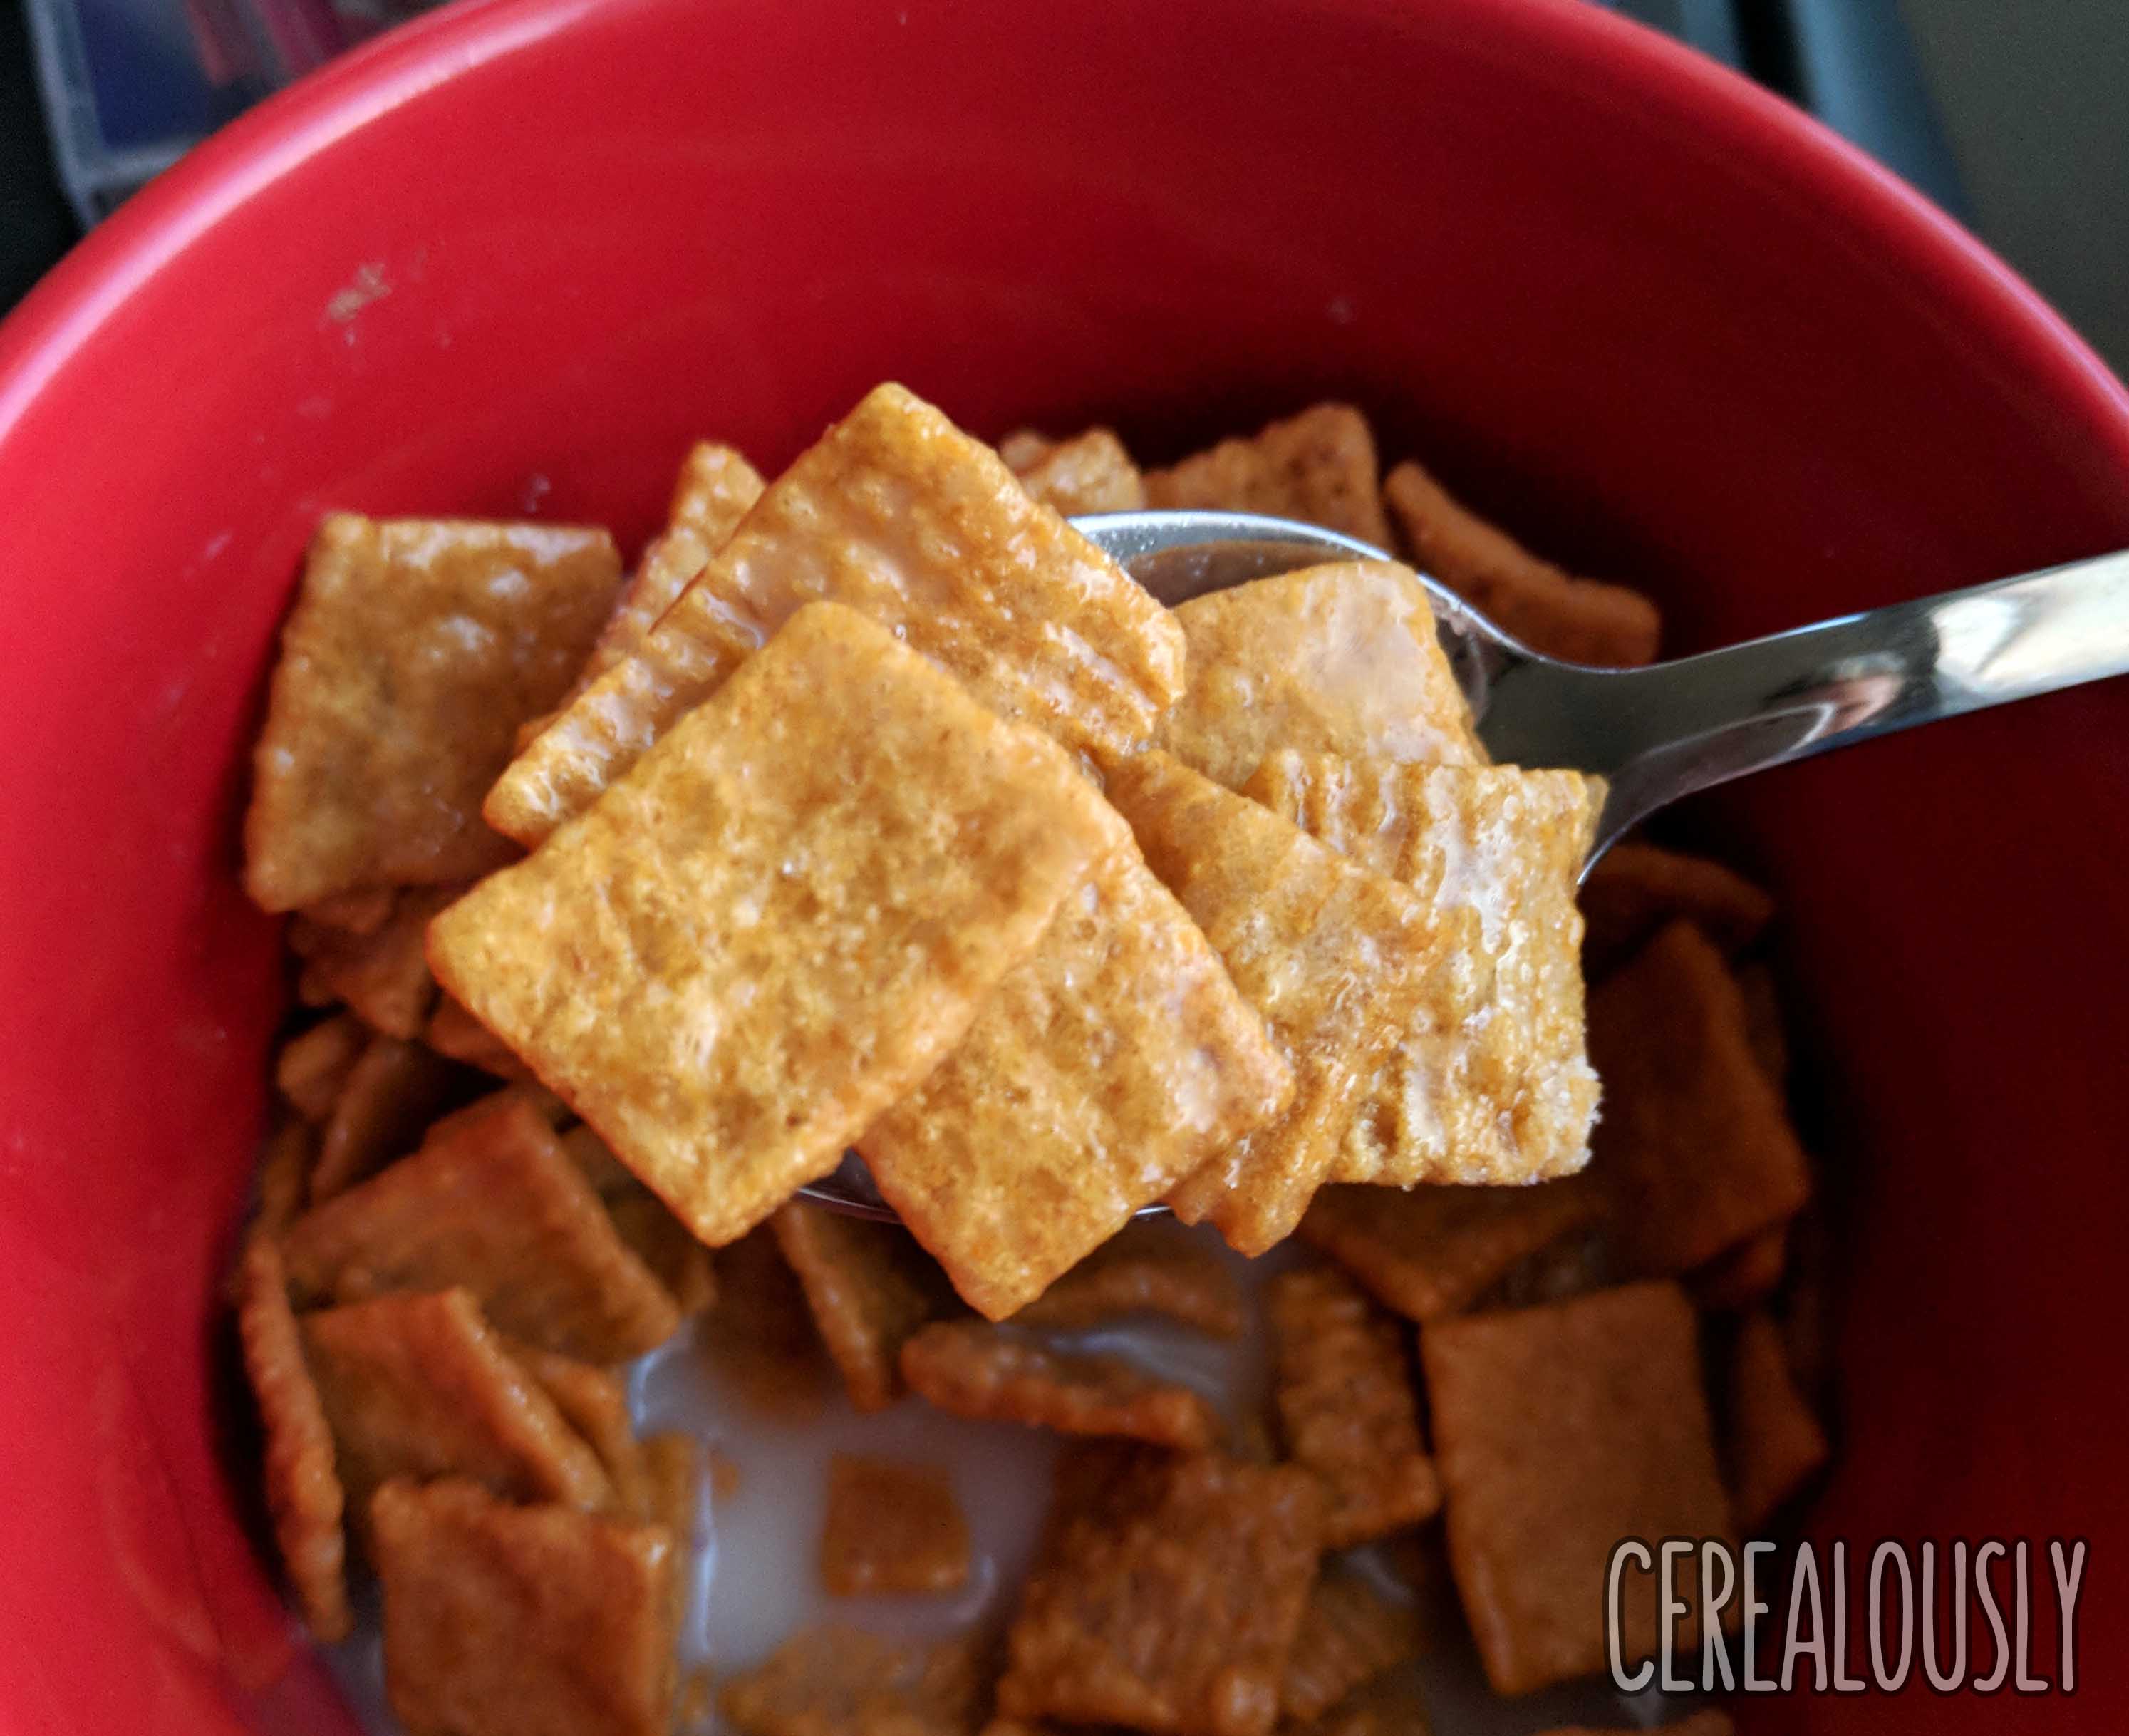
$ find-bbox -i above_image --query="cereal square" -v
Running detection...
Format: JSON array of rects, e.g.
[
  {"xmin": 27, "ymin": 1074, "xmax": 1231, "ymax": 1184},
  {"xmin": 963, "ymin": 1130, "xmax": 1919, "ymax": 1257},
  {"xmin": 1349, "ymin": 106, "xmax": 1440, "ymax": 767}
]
[
  {"xmin": 274, "ymin": 1013, "xmax": 367, "ymax": 1122},
  {"xmin": 244, "ymin": 514, "xmax": 621, "ymax": 910},
  {"xmin": 900, "ymin": 1321, "xmax": 1219, "ymax": 1450},
  {"xmin": 1013, "ymin": 1218, "xmax": 1244, "ymax": 1339},
  {"xmin": 291, "ymin": 884, "xmax": 462, "ymax": 1038},
  {"xmin": 1144, "ymin": 403, "xmax": 1393, "ymax": 547},
  {"xmin": 425, "ymin": 992, "xmax": 536, "ymax": 1083},
  {"xmin": 1297, "ymin": 1182, "xmax": 1602, "ymax": 1323},
  {"xmin": 770, "ymin": 1201, "xmax": 954, "ymax": 1412},
  {"xmin": 1154, "ymin": 564, "xmax": 1479, "ymax": 792},
  {"xmin": 1247, "ymin": 752, "xmax": 1602, "ymax": 1185},
  {"xmin": 371, "ymin": 1477, "xmax": 675, "ymax": 1736},
  {"xmin": 1000, "ymin": 426, "xmax": 1148, "ymax": 515},
  {"xmin": 302, "ymin": 1288, "xmax": 615, "ymax": 1516},
  {"xmin": 487, "ymin": 384, "xmax": 1183, "ymax": 844},
  {"xmin": 1585, "ymin": 922, "xmax": 1811, "ymax": 1276},
  {"xmin": 1280, "ymin": 1568, "xmax": 1427, "ymax": 1724},
  {"xmin": 721, "ymin": 1626, "xmax": 989, "ymax": 1736},
  {"xmin": 859, "ymin": 847, "xmax": 1293, "ymax": 1320},
  {"xmin": 309, "ymin": 1033, "xmax": 466, "ymax": 1202},
  {"xmin": 433, "ymin": 603, "xmax": 1120, "ymax": 1246},
  {"xmin": 1690, "ymin": 1221, "xmax": 1789, "ymax": 1312},
  {"xmin": 819, "ymin": 1454, "xmax": 971, "ymax": 1596},
  {"xmin": 997, "ymin": 1445, "xmax": 1324, "ymax": 1736},
  {"xmin": 1104, "ymin": 753, "xmax": 1436, "ymax": 1254},
  {"xmin": 1268, "ymin": 1266, "xmax": 1439, "ymax": 1547},
  {"xmin": 1421, "ymin": 1281, "xmax": 1734, "ymax": 1696},
  {"xmin": 1580, "ymin": 842, "xmax": 1775, "ymax": 980},
  {"xmin": 283, "ymin": 1089, "xmax": 681, "ymax": 1361},
  {"xmin": 1382, "ymin": 460, "xmax": 1661, "ymax": 668},
  {"xmin": 1726, "ymin": 1309, "xmax": 1828, "ymax": 1531},
  {"xmin": 698, "ymin": 1226, "xmax": 835, "ymax": 1422},
  {"xmin": 507, "ymin": 1340, "xmax": 648, "ymax": 1519},
  {"xmin": 252, "ymin": 1118, "xmax": 318, "ymax": 1238}
]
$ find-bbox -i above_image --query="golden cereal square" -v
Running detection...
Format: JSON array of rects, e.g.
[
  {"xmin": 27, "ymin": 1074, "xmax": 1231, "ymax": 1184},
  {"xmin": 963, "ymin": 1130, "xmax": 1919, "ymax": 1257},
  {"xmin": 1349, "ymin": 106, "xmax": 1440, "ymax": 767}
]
[
  {"xmin": 770, "ymin": 1202, "xmax": 954, "ymax": 1413},
  {"xmin": 1725, "ymin": 1309, "xmax": 1828, "ymax": 1531},
  {"xmin": 292, "ymin": 884, "xmax": 460, "ymax": 1039},
  {"xmin": 1154, "ymin": 564, "xmax": 1480, "ymax": 792},
  {"xmin": 1579, "ymin": 842, "xmax": 1775, "ymax": 980},
  {"xmin": 1012, "ymin": 1217, "xmax": 1245, "ymax": 1338},
  {"xmin": 508, "ymin": 1339, "xmax": 649, "ymax": 1519},
  {"xmin": 371, "ymin": 1478, "xmax": 675, "ymax": 1736},
  {"xmin": 859, "ymin": 848, "xmax": 1293, "ymax": 1320},
  {"xmin": 819, "ymin": 1454, "xmax": 972, "ymax": 1597},
  {"xmin": 1382, "ymin": 460, "xmax": 1661, "ymax": 668},
  {"xmin": 1268, "ymin": 1266, "xmax": 1439, "ymax": 1548},
  {"xmin": 1585, "ymin": 922, "xmax": 1811, "ymax": 1276},
  {"xmin": 1104, "ymin": 753, "xmax": 1436, "ymax": 1254},
  {"xmin": 997, "ymin": 1445, "xmax": 1325, "ymax": 1736},
  {"xmin": 283, "ymin": 1089, "xmax": 681, "ymax": 1362},
  {"xmin": 435, "ymin": 604, "xmax": 1119, "ymax": 1246},
  {"xmin": 698, "ymin": 1226, "xmax": 836, "ymax": 1423},
  {"xmin": 1144, "ymin": 403, "xmax": 1393, "ymax": 547},
  {"xmin": 487, "ymin": 384, "xmax": 1184, "ymax": 844},
  {"xmin": 1248, "ymin": 752, "xmax": 1602, "ymax": 1186},
  {"xmin": 244, "ymin": 515, "xmax": 621, "ymax": 910},
  {"xmin": 900, "ymin": 1321, "xmax": 1219, "ymax": 1450},
  {"xmin": 275, "ymin": 1013, "xmax": 367, "ymax": 1123},
  {"xmin": 1421, "ymin": 1281, "xmax": 1734, "ymax": 1697},
  {"xmin": 309, "ymin": 1031, "xmax": 465, "ymax": 1202},
  {"xmin": 1280, "ymin": 1568, "xmax": 1427, "ymax": 1724},
  {"xmin": 720, "ymin": 1626, "xmax": 990, "ymax": 1736},
  {"xmin": 301, "ymin": 1288, "xmax": 614, "ymax": 1516},
  {"xmin": 1000, "ymin": 426, "xmax": 1148, "ymax": 515}
]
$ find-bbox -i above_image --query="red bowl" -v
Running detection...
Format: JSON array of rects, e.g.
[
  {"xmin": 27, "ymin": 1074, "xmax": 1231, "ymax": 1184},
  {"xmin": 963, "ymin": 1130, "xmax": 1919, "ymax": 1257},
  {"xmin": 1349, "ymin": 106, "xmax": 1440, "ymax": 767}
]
[{"xmin": 1, "ymin": 0, "xmax": 2124, "ymax": 1729}]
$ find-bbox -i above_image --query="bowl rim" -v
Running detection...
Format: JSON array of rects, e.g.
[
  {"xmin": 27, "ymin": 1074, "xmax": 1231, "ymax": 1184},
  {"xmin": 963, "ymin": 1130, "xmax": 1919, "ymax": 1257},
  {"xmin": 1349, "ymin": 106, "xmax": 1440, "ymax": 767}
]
[{"xmin": 2, "ymin": 0, "xmax": 2126, "ymax": 457}]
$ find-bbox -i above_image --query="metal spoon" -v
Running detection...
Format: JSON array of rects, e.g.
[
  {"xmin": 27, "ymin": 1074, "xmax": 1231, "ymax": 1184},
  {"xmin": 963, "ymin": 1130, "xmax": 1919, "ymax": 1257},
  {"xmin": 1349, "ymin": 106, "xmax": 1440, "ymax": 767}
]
[{"xmin": 801, "ymin": 509, "xmax": 2129, "ymax": 1214}]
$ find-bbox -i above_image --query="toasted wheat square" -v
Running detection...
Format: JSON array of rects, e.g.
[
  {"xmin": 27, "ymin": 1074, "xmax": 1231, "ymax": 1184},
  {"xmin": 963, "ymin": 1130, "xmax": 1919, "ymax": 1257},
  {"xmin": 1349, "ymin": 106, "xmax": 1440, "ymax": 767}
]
[
  {"xmin": 1726, "ymin": 1309, "xmax": 1829, "ymax": 1531},
  {"xmin": 253, "ymin": 1118, "xmax": 319, "ymax": 1239},
  {"xmin": 1013, "ymin": 1218, "xmax": 1245, "ymax": 1338},
  {"xmin": 901, "ymin": 1321, "xmax": 1218, "ymax": 1450},
  {"xmin": 721, "ymin": 1626, "xmax": 990, "ymax": 1736},
  {"xmin": 294, "ymin": 883, "xmax": 462, "ymax": 1039},
  {"xmin": 486, "ymin": 384, "xmax": 1183, "ymax": 844},
  {"xmin": 244, "ymin": 515, "xmax": 622, "ymax": 910},
  {"xmin": 1296, "ymin": 1183, "xmax": 1602, "ymax": 1323},
  {"xmin": 1145, "ymin": 403, "xmax": 1393, "ymax": 547},
  {"xmin": 1586, "ymin": 922, "xmax": 1811, "ymax": 1276},
  {"xmin": 275, "ymin": 1013, "xmax": 367, "ymax": 1122},
  {"xmin": 860, "ymin": 847, "xmax": 1292, "ymax": 1319},
  {"xmin": 820, "ymin": 1454, "xmax": 972, "ymax": 1597},
  {"xmin": 283, "ymin": 1090, "xmax": 680, "ymax": 1361},
  {"xmin": 1421, "ymin": 1281, "xmax": 1734, "ymax": 1696},
  {"xmin": 234, "ymin": 1234, "xmax": 351, "ymax": 1641},
  {"xmin": 1000, "ymin": 426, "xmax": 1148, "ymax": 515},
  {"xmin": 1280, "ymin": 1567, "xmax": 1427, "ymax": 1724},
  {"xmin": 698, "ymin": 1226, "xmax": 836, "ymax": 1422},
  {"xmin": 1268, "ymin": 1266, "xmax": 1439, "ymax": 1547},
  {"xmin": 1248, "ymin": 752, "xmax": 1601, "ymax": 1185},
  {"xmin": 309, "ymin": 1033, "xmax": 467, "ymax": 1203},
  {"xmin": 301, "ymin": 885, "xmax": 397, "ymax": 934},
  {"xmin": 507, "ymin": 1339, "xmax": 648, "ymax": 1518},
  {"xmin": 371, "ymin": 1477, "xmax": 675, "ymax": 1736},
  {"xmin": 302, "ymin": 1288, "xmax": 614, "ymax": 1517},
  {"xmin": 1691, "ymin": 1221, "xmax": 1790, "ymax": 1312},
  {"xmin": 563, "ymin": 1125, "xmax": 717, "ymax": 1313},
  {"xmin": 425, "ymin": 992, "xmax": 537, "ymax": 1083},
  {"xmin": 1382, "ymin": 460, "xmax": 1661, "ymax": 668},
  {"xmin": 435, "ymin": 604, "xmax": 1118, "ymax": 1245},
  {"xmin": 1154, "ymin": 564, "xmax": 1478, "ymax": 792},
  {"xmin": 998, "ymin": 1444, "xmax": 1324, "ymax": 1736},
  {"xmin": 1104, "ymin": 753, "xmax": 1435, "ymax": 1254},
  {"xmin": 770, "ymin": 1201, "xmax": 955, "ymax": 1412},
  {"xmin": 1580, "ymin": 842, "xmax": 1775, "ymax": 980},
  {"xmin": 638, "ymin": 1432, "xmax": 701, "ymax": 1645}
]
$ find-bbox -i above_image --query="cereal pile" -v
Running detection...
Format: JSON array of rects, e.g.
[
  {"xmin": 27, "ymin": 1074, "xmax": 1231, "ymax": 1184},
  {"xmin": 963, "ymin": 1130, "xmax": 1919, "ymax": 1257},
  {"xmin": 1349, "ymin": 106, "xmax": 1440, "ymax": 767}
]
[{"xmin": 233, "ymin": 388, "xmax": 1826, "ymax": 1736}]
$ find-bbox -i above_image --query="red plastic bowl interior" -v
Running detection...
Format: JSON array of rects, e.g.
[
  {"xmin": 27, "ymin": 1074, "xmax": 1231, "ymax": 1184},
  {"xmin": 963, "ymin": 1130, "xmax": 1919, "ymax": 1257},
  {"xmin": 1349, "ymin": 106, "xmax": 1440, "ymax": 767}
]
[{"xmin": 1, "ymin": 1, "xmax": 2125, "ymax": 1730}]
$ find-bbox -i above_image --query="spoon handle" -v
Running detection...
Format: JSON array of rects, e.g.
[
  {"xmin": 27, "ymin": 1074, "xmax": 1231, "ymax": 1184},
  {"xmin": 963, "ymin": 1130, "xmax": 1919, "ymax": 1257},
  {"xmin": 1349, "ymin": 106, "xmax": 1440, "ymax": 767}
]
[{"xmin": 1476, "ymin": 547, "xmax": 2129, "ymax": 855}]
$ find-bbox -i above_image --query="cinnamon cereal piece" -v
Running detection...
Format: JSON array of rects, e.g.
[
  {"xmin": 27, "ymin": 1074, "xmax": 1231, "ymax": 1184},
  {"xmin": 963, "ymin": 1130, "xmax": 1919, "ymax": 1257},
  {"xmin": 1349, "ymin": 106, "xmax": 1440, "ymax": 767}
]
[
  {"xmin": 819, "ymin": 1454, "xmax": 971, "ymax": 1596},
  {"xmin": 998, "ymin": 1445, "xmax": 1324, "ymax": 1736},
  {"xmin": 371, "ymin": 1477, "xmax": 675, "ymax": 1736},
  {"xmin": 1105, "ymin": 753, "xmax": 1436, "ymax": 1254},
  {"xmin": 1297, "ymin": 1184, "xmax": 1601, "ymax": 1323},
  {"xmin": 1154, "ymin": 564, "xmax": 1479, "ymax": 792},
  {"xmin": 900, "ymin": 1321, "xmax": 1219, "ymax": 1450},
  {"xmin": 1726, "ymin": 1308, "xmax": 1828, "ymax": 1531},
  {"xmin": 1586, "ymin": 922, "xmax": 1811, "ymax": 1276},
  {"xmin": 721, "ymin": 1626, "xmax": 988, "ymax": 1736},
  {"xmin": 293, "ymin": 884, "xmax": 461, "ymax": 1038},
  {"xmin": 1421, "ymin": 1281, "xmax": 1734, "ymax": 1696},
  {"xmin": 698, "ymin": 1226, "xmax": 834, "ymax": 1422},
  {"xmin": 1691, "ymin": 1221, "xmax": 1790, "ymax": 1312},
  {"xmin": 254, "ymin": 1117, "xmax": 318, "ymax": 1238},
  {"xmin": 1268, "ymin": 1266, "xmax": 1439, "ymax": 1546},
  {"xmin": 509, "ymin": 1340, "xmax": 648, "ymax": 1518},
  {"xmin": 234, "ymin": 1235, "xmax": 351, "ymax": 1641},
  {"xmin": 1280, "ymin": 1569, "xmax": 1426, "ymax": 1724},
  {"xmin": 275, "ymin": 1013, "xmax": 367, "ymax": 1122},
  {"xmin": 433, "ymin": 604, "xmax": 1119, "ymax": 1246},
  {"xmin": 641, "ymin": 1433, "xmax": 701, "ymax": 1643},
  {"xmin": 310, "ymin": 1033, "xmax": 465, "ymax": 1203},
  {"xmin": 244, "ymin": 515, "xmax": 621, "ymax": 910},
  {"xmin": 1247, "ymin": 752, "xmax": 1601, "ymax": 1185},
  {"xmin": 426, "ymin": 992, "xmax": 536, "ymax": 1083},
  {"xmin": 605, "ymin": 1187, "xmax": 717, "ymax": 1316},
  {"xmin": 859, "ymin": 849, "xmax": 1292, "ymax": 1320},
  {"xmin": 1382, "ymin": 460, "xmax": 1661, "ymax": 667},
  {"xmin": 1014, "ymin": 1219, "xmax": 1245, "ymax": 1338},
  {"xmin": 284, "ymin": 1090, "xmax": 680, "ymax": 1362},
  {"xmin": 1580, "ymin": 842, "xmax": 1775, "ymax": 979},
  {"xmin": 770, "ymin": 1202, "xmax": 953, "ymax": 1412},
  {"xmin": 301, "ymin": 885, "xmax": 396, "ymax": 934},
  {"xmin": 487, "ymin": 384, "xmax": 1183, "ymax": 845},
  {"xmin": 1145, "ymin": 403, "xmax": 1393, "ymax": 547},
  {"xmin": 1000, "ymin": 426, "xmax": 1148, "ymax": 515}
]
